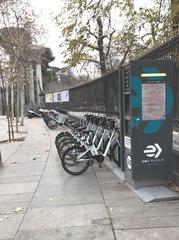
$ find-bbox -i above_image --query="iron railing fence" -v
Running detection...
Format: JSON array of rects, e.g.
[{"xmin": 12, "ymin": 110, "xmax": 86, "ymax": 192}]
[
  {"xmin": 46, "ymin": 70, "xmax": 121, "ymax": 116},
  {"xmin": 139, "ymin": 36, "xmax": 179, "ymax": 60},
  {"xmin": 46, "ymin": 35, "xmax": 179, "ymax": 119}
]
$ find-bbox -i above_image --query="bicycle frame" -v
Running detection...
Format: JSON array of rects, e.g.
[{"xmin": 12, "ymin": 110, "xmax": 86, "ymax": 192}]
[{"xmin": 77, "ymin": 129, "xmax": 120, "ymax": 162}]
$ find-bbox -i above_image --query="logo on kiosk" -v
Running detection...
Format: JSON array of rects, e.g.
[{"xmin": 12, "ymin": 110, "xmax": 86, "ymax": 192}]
[
  {"xmin": 127, "ymin": 155, "xmax": 132, "ymax": 170},
  {"xmin": 144, "ymin": 144, "xmax": 162, "ymax": 158}
]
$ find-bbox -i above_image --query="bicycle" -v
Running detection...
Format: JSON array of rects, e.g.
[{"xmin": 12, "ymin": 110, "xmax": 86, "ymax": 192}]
[{"xmin": 61, "ymin": 119, "xmax": 120, "ymax": 175}]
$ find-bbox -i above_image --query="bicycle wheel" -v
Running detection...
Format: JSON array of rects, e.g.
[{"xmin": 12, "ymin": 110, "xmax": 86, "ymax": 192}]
[
  {"xmin": 111, "ymin": 142, "xmax": 121, "ymax": 166},
  {"xmin": 56, "ymin": 135, "xmax": 74, "ymax": 149},
  {"xmin": 55, "ymin": 132, "xmax": 72, "ymax": 146},
  {"xmin": 58, "ymin": 139, "xmax": 78, "ymax": 159},
  {"xmin": 61, "ymin": 145, "xmax": 91, "ymax": 175}
]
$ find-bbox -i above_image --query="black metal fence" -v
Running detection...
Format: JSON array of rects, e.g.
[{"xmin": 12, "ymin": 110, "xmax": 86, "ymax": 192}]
[
  {"xmin": 140, "ymin": 36, "xmax": 179, "ymax": 60},
  {"xmin": 46, "ymin": 70, "xmax": 121, "ymax": 116}
]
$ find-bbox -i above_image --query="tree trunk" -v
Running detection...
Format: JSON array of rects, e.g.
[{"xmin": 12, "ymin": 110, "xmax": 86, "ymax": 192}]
[
  {"xmin": 151, "ymin": 23, "xmax": 157, "ymax": 45},
  {"xmin": 9, "ymin": 113, "xmax": 14, "ymax": 142},
  {"xmin": 35, "ymin": 64, "xmax": 41, "ymax": 107},
  {"xmin": 16, "ymin": 84, "xmax": 20, "ymax": 132},
  {"xmin": 9, "ymin": 85, "xmax": 14, "ymax": 141},
  {"xmin": 97, "ymin": 17, "xmax": 107, "ymax": 74},
  {"xmin": 29, "ymin": 64, "xmax": 35, "ymax": 109},
  {"xmin": 20, "ymin": 87, "xmax": 25, "ymax": 126},
  {"xmin": 0, "ymin": 62, "xmax": 12, "ymax": 142},
  {"xmin": 11, "ymin": 84, "xmax": 14, "ymax": 119},
  {"xmin": 6, "ymin": 85, "xmax": 9, "ymax": 107}
]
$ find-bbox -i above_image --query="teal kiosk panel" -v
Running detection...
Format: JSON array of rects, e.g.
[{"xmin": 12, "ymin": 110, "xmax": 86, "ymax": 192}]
[{"xmin": 124, "ymin": 60, "xmax": 174, "ymax": 188}]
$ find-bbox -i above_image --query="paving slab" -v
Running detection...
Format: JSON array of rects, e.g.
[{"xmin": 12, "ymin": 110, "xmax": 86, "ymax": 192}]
[
  {"xmin": 39, "ymin": 173, "xmax": 100, "ymax": 189},
  {"xmin": 15, "ymin": 226, "xmax": 115, "ymax": 240},
  {"xmin": 0, "ymin": 202, "xmax": 28, "ymax": 215},
  {"xmin": 115, "ymin": 227, "xmax": 179, "ymax": 240},
  {"xmin": 0, "ymin": 214, "xmax": 24, "ymax": 239},
  {"xmin": 0, "ymin": 175, "xmax": 40, "ymax": 184},
  {"xmin": 42, "ymin": 166, "xmax": 73, "ymax": 177},
  {"xmin": 20, "ymin": 204, "xmax": 110, "ymax": 230},
  {"xmin": 0, "ymin": 162, "xmax": 45, "ymax": 178},
  {"xmin": 113, "ymin": 215, "xmax": 179, "ymax": 230},
  {"xmin": 31, "ymin": 188, "xmax": 103, "ymax": 207},
  {"xmin": 0, "ymin": 193, "xmax": 34, "ymax": 204},
  {"xmin": 42, "ymin": 164, "xmax": 94, "ymax": 177},
  {"xmin": 99, "ymin": 181, "xmax": 132, "ymax": 191},
  {"xmin": 105, "ymin": 195, "xmax": 143, "ymax": 207},
  {"xmin": 109, "ymin": 202, "xmax": 179, "ymax": 229},
  {"xmin": 101, "ymin": 185, "xmax": 138, "ymax": 201},
  {"xmin": 0, "ymin": 142, "xmax": 22, "ymax": 163},
  {"xmin": 109, "ymin": 202, "xmax": 179, "ymax": 218},
  {"xmin": 9, "ymin": 153, "xmax": 48, "ymax": 163},
  {"xmin": 31, "ymin": 172, "xmax": 102, "ymax": 208},
  {"xmin": 0, "ymin": 182, "xmax": 38, "ymax": 195},
  {"xmin": 95, "ymin": 174, "xmax": 143, "ymax": 206},
  {"xmin": 94, "ymin": 167, "xmax": 121, "ymax": 183},
  {"xmin": 44, "ymin": 156, "xmax": 61, "ymax": 168}
]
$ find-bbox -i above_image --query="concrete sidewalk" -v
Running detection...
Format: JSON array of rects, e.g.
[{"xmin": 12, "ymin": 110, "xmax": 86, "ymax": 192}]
[
  {"xmin": 0, "ymin": 118, "xmax": 179, "ymax": 239},
  {"xmin": 0, "ymin": 116, "xmax": 27, "ymax": 143},
  {"xmin": 0, "ymin": 116, "xmax": 28, "ymax": 164}
]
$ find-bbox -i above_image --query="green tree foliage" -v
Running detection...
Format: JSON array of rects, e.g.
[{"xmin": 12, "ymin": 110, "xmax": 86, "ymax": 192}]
[
  {"xmin": 55, "ymin": 0, "xmax": 123, "ymax": 74},
  {"xmin": 137, "ymin": 0, "xmax": 172, "ymax": 47},
  {"xmin": 41, "ymin": 47, "xmax": 55, "ymax": 86},
  {"xmin": 0, "ymin": 0, "xmax": 42, "ymax": 84},
  {"xmin": 55, "ymin": 0, "xmax": 172, "ymax": 76}
]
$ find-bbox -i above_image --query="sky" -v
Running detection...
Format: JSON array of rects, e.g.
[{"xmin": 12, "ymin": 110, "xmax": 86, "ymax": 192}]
[
  {"xmin": 30, "ymin": 0, "xmax": 64, "ymax": 68},
  {"xmin": 29, "ymin": 0, "xmax": 150, "ymax": 68}
]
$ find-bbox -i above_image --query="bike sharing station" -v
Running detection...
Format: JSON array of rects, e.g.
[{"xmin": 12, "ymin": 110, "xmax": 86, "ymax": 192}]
[
  {"xmin": 45, "ymin": 58, "xmax": 179, "ymax": 202},
  {"xmin": 119, "ymin": 59, "xmax": 179, "ymax": 201}
]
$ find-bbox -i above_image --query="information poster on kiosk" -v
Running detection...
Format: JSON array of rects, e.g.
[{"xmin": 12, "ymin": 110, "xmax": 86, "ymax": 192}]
[{"xmin": 142, "ymin": 83, "xmax": 166, "ymax": 121}]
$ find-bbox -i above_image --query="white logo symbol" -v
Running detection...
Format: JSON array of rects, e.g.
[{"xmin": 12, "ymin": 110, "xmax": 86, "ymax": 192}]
[
  {"xmin": 144, "ymin": 144, "xmax": 162, "ymax": 158},
  {"xmin": 127, "ymin": 155, "xmax": 132, "ymax": 170}
]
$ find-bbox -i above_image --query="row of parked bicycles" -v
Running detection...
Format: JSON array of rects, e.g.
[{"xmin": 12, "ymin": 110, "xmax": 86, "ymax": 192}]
[
  {"xmin": 28, "ymin": 108, "xmax": 121, "ymax": 176},
  {"xmin": 28, "ymin": 108, "xmax": 65, "ymax": 130},
  {"xmin": 55, "ymin": 114, "xmax": 121, "ymax": 176}
]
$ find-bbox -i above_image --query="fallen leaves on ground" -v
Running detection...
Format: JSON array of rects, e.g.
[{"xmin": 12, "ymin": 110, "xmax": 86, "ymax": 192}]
[
  {"xmin": 13, "ymin": 207, "xmax": 24, "ymax": 213},
  {"xmin": 168, "ymin": 181, "xmax": 179, "ymax": 192},
  {"xmin": 0, "ymin": 216, "xmax": 8, "ymax": 222}
]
